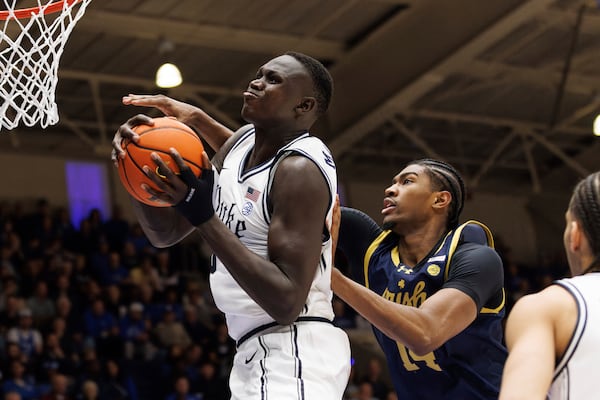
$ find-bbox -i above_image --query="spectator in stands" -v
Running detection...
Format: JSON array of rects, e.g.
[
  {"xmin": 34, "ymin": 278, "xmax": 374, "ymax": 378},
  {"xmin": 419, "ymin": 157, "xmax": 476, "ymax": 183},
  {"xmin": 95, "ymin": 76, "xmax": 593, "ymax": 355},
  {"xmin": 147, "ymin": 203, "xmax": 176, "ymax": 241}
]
[
  {"xmin": 2, "ymin": 360, "xmax": 39, "ymax": 400},
  {"xmin": 77, "ymin": 380, "xmax": 99, "ymax": 400},
  {"xmin": 164, "ymin": 376, "xmax": 200, "ymax": 400},
  {"xmin": 193, "ymin": 361, "xmax": 229, "ymax": 400},
  {"xmin": 27, "ymin": 281, "xmax": 55, "ymax": 329},
  {"xmin": 156, "ymin": 288, "xmax": 184, "ymax": 322},
  {"xmin": 0, "ymin": 294, "xmax": 23, "ymax": 331},
  {"xmin": 104, "ymin": 285, "xmax": 126, "ymax": 319},
  {"xmin": 134, "ymin": 284, "xmax": 161, "ymax": 325},
  {"xmin": 361, "ymin": 358, "xmax": 390, "ymax": 400},
  {"xmin": 0, "ymin": 342, "xmax": 28, "ymax": 377},
  {"xmin": 98, "ymin": 359, "xmax": 138, "ymax": 400},
  {"xmin": 37, "ymin": 332, "xmax": 72, "ymax": 385},
  {"xmin": 40, "ymin": 373, "xmax": 72, "ymax": 400},
  {"xmin": 102, "ymin": 206, "xmax": 130, "ymax": 253},
  {"xmin": 129, "ymin": 255, "xmax": 162, "ymax": 293},
  {"xmin": 119, "ymin": 302, "xmax": 155, "ymax": 361},
  {"xmin": 155, "ymin": 251, "xmax": 178, "ymax": 290},
  {"xmin": 119, "ymin": 241, "xmax": 139, "ymax": 271},
  {"xmin": 6, "ymin": 308, "xmax": 43, "ymax": 361},
  {"xmin": 101, "ymin": 252, "xmax": 130, "ymax": 287},
  {"xmin": 153, "ymin": 308, "xmax": 191, "ymax": 350},
  {"xmin": 4, "ymin": 392, "xmax": 22, "ymax": 400},
  {"xmin": 181, "ymin": 306, "xmax": 209, "ymax": 345},
  {"xmin": 82, "ymin": 298, "xmax": 121, "ymax": 359},
  {"xmin": 181, "ymin": 282, "xmax": 216, "ymax": 331}
]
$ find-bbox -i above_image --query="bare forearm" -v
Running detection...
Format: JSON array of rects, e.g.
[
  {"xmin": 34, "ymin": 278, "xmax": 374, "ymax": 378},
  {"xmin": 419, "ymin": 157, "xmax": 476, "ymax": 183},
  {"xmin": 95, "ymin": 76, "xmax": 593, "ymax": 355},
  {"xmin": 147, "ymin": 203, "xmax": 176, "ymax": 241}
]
[
  {"xmin": 198, "ymin": 216, "xmax": 305, "ymax": 324},
  {"xmin": 184, "ymin": 109, "xmax": 233, "ymax": 151},
  {"xmin": 130, "ymin": 199, "xmax": 195, "ymax": 248},
  {"xmin": 333, "ymin": 272, "xmax": 434, "ymax": 354}
]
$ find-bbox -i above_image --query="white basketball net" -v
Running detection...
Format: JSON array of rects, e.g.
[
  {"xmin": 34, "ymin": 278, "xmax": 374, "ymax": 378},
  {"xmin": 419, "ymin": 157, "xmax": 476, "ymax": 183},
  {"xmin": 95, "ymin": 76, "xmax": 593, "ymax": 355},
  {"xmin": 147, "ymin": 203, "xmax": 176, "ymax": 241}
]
[{"xmin": 0, "ymin": 0, "xmax": 92, "ymax": 131}]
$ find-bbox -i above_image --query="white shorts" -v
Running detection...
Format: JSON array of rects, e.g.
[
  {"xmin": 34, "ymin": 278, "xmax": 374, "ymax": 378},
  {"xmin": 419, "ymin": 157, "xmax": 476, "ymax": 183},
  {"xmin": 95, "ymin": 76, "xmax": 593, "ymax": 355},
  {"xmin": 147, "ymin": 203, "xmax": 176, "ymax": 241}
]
[{"xmin": 229, "ymin": 320, "xmax": 351, "ymax": 400}]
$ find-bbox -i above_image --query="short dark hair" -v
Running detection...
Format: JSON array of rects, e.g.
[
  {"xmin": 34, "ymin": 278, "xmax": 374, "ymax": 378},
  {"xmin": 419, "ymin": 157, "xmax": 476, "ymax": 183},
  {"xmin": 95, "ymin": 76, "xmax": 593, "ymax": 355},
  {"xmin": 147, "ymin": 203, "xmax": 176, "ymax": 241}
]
[
  {"xmin": 409, "ymin": 159, "xmax": 466, "ymax": 230},
  {"xmin": 285, "ymin": 51, "xmax": 333, "ymax": 116},
  {"xmin": 569, "ymin": 171, "xmax": 600, "ymax": 271}
]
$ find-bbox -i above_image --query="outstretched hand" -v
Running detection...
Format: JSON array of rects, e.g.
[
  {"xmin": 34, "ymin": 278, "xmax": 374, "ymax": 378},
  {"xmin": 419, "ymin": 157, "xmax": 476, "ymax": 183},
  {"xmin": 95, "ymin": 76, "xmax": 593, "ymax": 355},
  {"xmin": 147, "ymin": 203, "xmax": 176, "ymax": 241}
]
[
  {"xmin": 123, "ymin": 94, "xmax": 200, "ymax": 123},
  {"xmin": 111, "ymin": 114, "xmax": 153, "ymax": 165}
]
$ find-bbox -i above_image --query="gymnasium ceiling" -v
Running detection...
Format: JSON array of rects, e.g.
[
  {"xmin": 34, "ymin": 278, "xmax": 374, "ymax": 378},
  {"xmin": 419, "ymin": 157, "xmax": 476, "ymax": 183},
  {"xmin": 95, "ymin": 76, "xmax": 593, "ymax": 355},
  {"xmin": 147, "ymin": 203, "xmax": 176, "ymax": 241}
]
[{"xmin": 2, "ymin": 0, "xmax": 600, "ymax": 197}]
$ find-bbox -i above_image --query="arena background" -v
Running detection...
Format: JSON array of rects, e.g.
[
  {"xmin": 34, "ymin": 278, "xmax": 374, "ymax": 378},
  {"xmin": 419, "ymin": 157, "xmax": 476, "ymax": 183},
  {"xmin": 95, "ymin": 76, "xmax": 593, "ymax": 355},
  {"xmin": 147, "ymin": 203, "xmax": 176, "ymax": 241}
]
[{"xmin": 0, "ymin": 1, "xmax": 599, "ymax": 398}]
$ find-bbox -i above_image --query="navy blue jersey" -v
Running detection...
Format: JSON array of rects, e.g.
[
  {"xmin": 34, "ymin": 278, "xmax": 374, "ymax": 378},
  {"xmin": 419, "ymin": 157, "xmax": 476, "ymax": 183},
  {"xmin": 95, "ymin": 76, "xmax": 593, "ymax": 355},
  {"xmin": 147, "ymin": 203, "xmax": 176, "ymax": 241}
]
[{"xmin": 363, "ymin": 221, "xmax": 506, "ymax": 399}]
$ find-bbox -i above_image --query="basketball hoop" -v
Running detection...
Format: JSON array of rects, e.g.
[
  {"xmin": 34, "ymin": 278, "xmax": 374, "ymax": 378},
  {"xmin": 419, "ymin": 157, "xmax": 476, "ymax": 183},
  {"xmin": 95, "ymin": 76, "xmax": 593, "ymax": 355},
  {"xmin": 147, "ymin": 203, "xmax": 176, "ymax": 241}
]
[{"xmin": 0, "ymin": 0, "xmax": 93, "ymax": 131}]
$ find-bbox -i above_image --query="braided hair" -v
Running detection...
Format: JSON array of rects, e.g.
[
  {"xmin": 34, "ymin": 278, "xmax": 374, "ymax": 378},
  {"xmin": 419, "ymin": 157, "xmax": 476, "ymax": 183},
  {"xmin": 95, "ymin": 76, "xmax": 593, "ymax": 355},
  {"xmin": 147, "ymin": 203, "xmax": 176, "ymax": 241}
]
[
  {"xmin": 409, "ymin": 159, "xmax": 466, "ymax": 231},
  {"xmin": 569, "ymin": 171, "xmax": 600, "ymax": 273}
]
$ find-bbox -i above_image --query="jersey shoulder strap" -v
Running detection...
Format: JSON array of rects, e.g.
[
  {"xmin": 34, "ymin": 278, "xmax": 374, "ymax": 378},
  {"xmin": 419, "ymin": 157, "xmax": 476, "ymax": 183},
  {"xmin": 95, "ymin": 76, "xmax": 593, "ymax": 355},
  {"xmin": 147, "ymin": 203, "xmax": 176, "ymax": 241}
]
[
  {"xmin": 211, "ymin": 124, "xmax": 255, "ymax": 172},
  {"xmin": 443, "ymin": 220, "xmax": 495, "ymax": 281}
]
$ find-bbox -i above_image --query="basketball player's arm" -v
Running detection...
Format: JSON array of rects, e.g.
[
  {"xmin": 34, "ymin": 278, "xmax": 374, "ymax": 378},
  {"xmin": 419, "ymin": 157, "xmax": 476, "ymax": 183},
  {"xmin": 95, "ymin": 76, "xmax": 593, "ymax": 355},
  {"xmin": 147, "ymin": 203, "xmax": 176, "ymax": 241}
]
[
  {"xmin": 196, "ymin": 156, "xmax": 330, "ymax": 324},
  {"xmin": 122, "ymin": 94, "xmax": 234, "ymax": 151},
  {"xmin": 332, "ymin": 245, "xmax": 502, "ymax": 355},
  {"xmin": 334, "ymin": 206, "xmax": 382, "ymax": 285},
  {"xmin": 499, "ymin": 285, "xmax": 576, "ymax": 400},
  {"xmin": 129, "ymin": 201, "xmax": 196, "ymax": 248}
]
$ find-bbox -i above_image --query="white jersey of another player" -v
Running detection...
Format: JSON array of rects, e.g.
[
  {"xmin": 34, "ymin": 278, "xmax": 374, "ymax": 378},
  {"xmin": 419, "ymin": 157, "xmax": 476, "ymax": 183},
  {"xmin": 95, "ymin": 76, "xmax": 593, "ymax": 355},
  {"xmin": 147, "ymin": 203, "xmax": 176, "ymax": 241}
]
[
  {"xmin": 209, "ymin": 125, "xmax": 337, "ymax": 341},
  {"xmin": 549, "ymin": 273, "xmax": 600, "ymax": 399}
]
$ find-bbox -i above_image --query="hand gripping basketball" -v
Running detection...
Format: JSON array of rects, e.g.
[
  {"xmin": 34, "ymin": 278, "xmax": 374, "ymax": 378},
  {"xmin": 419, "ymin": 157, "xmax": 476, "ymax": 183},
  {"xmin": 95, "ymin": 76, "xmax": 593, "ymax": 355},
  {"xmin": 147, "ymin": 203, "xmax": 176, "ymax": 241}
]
[{"xmin": 174, "ymin": 163, "xmax": 215, "ymax": 226}]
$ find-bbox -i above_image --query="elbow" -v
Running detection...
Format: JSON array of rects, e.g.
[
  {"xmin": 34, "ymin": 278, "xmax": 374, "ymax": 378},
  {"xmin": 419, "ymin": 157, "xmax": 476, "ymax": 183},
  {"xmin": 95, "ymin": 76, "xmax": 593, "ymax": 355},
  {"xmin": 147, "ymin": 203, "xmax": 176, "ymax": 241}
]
[
  {"xmin": 403, "ymin": 334, "xmax": 438, "ymax": 356},
  {"xmin": 145, "ymin": 234, "xmax": 175, "ymax": 249},
  {"xmin": 268, "ymin": 298, "xmax": 304, "ymax": 326},
  {"xmin": 408, "ymin": 342, "xmax": 437, "ymax": 357},
  {"xmin": 144, "ymin": 227, "xmax": 187, "ymax": 248}
]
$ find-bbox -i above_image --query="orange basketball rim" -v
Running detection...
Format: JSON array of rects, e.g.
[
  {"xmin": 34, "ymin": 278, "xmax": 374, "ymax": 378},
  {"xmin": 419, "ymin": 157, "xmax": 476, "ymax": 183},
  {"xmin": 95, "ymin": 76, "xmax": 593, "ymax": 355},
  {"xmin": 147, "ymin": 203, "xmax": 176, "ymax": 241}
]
[{"xmin": 0, "ymin": 0, "xmax": 84, "ymax": 20}]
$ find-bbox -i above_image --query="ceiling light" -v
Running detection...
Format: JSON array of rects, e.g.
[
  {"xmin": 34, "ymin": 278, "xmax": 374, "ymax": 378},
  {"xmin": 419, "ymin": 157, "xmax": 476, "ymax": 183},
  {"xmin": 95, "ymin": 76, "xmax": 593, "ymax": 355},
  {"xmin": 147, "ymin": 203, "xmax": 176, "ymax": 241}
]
[
  {"xmin": 594, "ymin": 114, "xmax": 600, "ymax": 136},
  {"xmin": 155, "ymin": 62, "xmax": 182, "ymax": 88}
]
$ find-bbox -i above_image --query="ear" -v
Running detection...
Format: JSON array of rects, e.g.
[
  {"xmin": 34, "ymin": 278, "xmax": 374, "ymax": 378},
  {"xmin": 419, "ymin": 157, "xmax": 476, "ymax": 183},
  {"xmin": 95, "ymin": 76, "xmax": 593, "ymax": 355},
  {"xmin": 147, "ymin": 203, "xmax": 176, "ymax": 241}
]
[
  {"xmin": 567, "ymin": 220, "xmax": 583, "ymax": 252},
  {"xmin": 431, "ymin": 191, "xmax": 451, "ymax": 209},
  {"xmin": 295, "ymin": 97, "xmax": 316, "ymax": 114}
]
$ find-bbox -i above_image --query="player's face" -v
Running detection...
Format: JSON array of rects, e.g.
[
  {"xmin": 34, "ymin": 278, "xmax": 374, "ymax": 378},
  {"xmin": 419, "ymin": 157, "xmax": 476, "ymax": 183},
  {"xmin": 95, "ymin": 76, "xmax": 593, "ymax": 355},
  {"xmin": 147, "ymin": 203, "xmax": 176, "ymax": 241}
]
[
  {"xmin": 381, "ymin": 164, "xmax": 438, "ymax": 231},
  {"xmin": 241, "ymin": 55, "xmax": 312, "ymax": 126}
]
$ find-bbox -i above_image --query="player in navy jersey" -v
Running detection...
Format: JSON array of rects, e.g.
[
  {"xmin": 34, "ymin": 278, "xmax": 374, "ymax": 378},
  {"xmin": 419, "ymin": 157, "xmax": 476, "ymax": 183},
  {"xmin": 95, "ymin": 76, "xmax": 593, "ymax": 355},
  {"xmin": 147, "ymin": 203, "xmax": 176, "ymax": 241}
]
[
  {"xmin": 112, "ymin": 52, "xmax": 350, "ymax": 399},
  {"xmin": 332, "ymin": 159, "xmax": 506, "ymax": 399},
  {"xmin": 500, "ymin": 171, "xmax": 600, "ymax": 400}
]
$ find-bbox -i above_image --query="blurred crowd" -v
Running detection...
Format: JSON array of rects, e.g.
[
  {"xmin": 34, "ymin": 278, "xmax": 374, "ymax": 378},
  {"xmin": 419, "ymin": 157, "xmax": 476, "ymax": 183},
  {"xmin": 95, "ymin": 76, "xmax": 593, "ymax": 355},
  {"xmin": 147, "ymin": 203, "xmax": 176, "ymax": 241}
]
[
  {"xmin": 0, "ymin": 199, "xmax": 230, "ymax": 400},
  {"xmin": 0, "ymin": 198, "xmax": 570, "ymax": 400}
]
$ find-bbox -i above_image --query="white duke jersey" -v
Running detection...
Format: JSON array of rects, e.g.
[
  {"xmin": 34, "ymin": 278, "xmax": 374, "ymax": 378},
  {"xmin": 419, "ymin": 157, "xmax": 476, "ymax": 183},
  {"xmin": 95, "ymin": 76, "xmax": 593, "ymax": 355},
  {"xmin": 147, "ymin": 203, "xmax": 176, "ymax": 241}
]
[
  {"xmin": 209, "ymin": 125, "xmax": 338, "ymax": 341},
  {"xmin": 549, "ymin": 273, "xmax": 600, "ymax": 399}
]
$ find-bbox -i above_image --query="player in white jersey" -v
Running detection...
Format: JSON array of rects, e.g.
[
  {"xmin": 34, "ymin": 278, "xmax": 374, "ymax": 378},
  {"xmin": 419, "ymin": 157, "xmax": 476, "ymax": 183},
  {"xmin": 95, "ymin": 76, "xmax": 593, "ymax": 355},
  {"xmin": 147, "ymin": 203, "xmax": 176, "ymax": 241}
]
[
  {"xmin": 112, "ymin": 52, "xmax": 351, "ymax": 399},
  {"xmin": 499, "ymin": 170, "xmax": 600, "ymax": 400}
]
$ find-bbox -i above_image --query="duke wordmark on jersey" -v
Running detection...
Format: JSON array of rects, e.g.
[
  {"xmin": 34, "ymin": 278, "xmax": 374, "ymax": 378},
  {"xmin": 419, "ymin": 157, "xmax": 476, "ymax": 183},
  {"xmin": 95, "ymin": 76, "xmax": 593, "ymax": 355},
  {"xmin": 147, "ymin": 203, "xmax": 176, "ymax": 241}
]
[{"xmin": 214, "ymin": 184, "xmax": 247, "ymax": 239}]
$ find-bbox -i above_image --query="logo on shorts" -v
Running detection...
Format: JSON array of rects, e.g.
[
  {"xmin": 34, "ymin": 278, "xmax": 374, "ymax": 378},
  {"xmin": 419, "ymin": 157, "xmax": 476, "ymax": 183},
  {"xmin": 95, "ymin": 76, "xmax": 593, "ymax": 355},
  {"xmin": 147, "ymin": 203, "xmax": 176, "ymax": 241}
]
[{"xmin": 245, "ymin": 350, "xmax": 258, "ymax": 364}]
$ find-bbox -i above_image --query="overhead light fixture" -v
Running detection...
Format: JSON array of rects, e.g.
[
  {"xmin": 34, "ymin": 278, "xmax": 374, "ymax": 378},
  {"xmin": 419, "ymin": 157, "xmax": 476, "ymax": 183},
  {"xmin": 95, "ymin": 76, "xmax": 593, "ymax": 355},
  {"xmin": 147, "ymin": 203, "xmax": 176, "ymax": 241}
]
[
  {"xmin": 155, "ymin": 38, "xmax": 182, "ymax": 88},
  {"xmin": 156, "ymin": 62, "xmax": 182, "ymax": 88},
  {"xmin": 594, "ymin": 114, "xmax": 600, "ymax": 136}
]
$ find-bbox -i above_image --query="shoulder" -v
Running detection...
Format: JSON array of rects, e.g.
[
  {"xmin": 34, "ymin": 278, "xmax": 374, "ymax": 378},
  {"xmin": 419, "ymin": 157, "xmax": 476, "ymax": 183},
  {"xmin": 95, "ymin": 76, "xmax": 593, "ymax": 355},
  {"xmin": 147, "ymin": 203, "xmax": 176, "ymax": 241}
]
[
  {"xmin": 272, "ymin": 155, "xmax": 326, "ymax": 190},
  {"xmin": 211, "ymin": 124, "xmax": 254, "ymax": 171},
  {"xmin": 453, "ymin": 242, "xmax": 502, "ymax": 268},
  {"xmin": 510, "ymin": 284, "xmax": 574, "ymax": 323}
]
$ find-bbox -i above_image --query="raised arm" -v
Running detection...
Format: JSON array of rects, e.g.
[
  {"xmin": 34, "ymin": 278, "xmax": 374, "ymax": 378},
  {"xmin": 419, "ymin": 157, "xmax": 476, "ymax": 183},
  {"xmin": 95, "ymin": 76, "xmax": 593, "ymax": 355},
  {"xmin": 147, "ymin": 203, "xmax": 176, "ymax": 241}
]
[
  {"xmin": 499, "ymin": 285, "xmax": 576, "ymax": 400},
  {"xmin": 122, "ymin": 94, "xmax": 234, "ymax": 152},
  {"xmin": 111, "ymin": 115, "xmax": 248, "ymax": 248}
]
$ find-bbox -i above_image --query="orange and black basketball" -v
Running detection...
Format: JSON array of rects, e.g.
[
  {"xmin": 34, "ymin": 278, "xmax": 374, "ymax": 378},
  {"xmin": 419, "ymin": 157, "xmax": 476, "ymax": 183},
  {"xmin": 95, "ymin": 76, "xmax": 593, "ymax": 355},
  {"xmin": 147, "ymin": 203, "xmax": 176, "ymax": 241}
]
[{"xmin": 117, "ymin": 117, "xmax": 204, "ymax": 207}]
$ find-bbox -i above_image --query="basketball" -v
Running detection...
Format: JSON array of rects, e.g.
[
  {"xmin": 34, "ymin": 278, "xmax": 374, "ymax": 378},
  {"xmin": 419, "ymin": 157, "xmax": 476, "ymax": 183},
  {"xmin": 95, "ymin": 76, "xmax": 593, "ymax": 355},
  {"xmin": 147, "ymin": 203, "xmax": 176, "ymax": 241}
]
[{"xmin": 117, "ymin": 117, "xmax": 204, "ymax": 207}]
